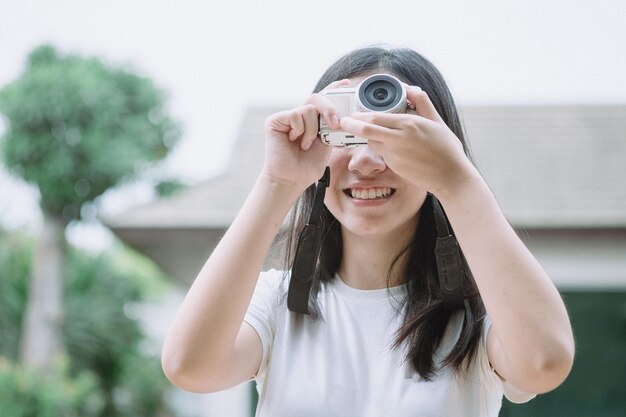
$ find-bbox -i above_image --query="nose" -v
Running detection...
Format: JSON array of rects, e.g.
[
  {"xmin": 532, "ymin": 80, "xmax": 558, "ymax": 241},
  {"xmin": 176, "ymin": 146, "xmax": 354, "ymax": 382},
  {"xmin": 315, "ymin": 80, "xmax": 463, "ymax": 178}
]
[{"xmin": 347, "ymin": 145, "xmax": 387, "ymax": 176}]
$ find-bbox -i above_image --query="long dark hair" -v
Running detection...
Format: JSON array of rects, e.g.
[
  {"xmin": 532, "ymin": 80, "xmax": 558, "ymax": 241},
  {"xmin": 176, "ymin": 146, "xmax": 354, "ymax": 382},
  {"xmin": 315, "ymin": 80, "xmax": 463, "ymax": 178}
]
[{"xmin": 280, "ymin": 46, "xmax": 486, "ymax": 380}]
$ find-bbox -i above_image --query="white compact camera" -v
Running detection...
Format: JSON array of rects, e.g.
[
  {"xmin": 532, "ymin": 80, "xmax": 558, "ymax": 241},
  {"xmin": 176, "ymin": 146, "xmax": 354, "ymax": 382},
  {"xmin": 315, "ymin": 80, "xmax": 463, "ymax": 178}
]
[{"xmin": 319, "ymin": 73, "xmax": 408, "ymax": 147}]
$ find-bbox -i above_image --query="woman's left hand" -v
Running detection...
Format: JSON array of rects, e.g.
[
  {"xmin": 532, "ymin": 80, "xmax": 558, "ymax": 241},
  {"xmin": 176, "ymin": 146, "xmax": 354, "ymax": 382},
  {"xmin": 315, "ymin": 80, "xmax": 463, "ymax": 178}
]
[{"xmin": 339, "ymin": 86, "xmax": 478, "ymax": 196}]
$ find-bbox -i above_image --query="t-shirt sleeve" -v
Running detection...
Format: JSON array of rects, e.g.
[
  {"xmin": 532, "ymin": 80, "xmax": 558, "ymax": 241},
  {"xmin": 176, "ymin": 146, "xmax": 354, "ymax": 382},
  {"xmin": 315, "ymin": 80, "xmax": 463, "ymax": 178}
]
[
  {"xmin": 243, "ymin": 269, "xmax": 284, "ymax": 378},
  {"xmin": 480, "ymin": 316, "xmax": 537, "ymax": 404}
]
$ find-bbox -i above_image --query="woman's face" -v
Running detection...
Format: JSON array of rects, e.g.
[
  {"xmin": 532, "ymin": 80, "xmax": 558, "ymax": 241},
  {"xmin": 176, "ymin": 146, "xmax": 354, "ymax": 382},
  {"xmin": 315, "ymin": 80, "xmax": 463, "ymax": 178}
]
[{"xmin": 323, "ymin": 75, "xmax": 428, "ymax": 241}]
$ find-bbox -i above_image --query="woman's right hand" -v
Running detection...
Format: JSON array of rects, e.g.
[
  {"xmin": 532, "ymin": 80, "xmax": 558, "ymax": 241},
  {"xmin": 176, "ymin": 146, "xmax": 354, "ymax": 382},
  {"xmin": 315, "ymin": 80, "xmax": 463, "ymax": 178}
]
[
  {"xmin": 162, "ymin": 81, "xmax": 350, "ymax": 394},
  {"xmin": 261, "ymin": 79, "xmax": 351, "ymax": 192}
]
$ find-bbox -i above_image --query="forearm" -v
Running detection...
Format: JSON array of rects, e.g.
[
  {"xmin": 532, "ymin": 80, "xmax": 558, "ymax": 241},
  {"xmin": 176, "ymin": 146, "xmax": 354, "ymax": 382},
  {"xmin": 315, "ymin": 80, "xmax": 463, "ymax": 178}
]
[
  {"xmin": 437, "ymin": 170, "xmax": 574, "ymax": 384},
  {"xmin": 162, "ymin": 174, "xmax": 301, "ymax": 376}
]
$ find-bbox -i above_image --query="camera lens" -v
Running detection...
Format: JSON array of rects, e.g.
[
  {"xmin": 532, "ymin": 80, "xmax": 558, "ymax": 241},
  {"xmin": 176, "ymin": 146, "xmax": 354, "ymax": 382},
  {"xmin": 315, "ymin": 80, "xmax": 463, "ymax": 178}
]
[
  {"xmin": 358, "ymin": 74, "xmax": 405, "ymax": 112},
  {"xmin": 364, "ymin": 82, "xmax": 395, "ymax": 108},
  {"xmin": 373, "ymin": 88, "xmax": 389, "ymax": 102}
]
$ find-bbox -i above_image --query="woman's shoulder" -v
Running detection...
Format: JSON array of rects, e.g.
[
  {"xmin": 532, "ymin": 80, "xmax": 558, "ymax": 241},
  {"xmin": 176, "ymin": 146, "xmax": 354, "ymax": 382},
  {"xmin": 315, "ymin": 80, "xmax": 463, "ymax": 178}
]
[
  {"xmin": 251, "ymin": 268, "xmax": 291, "ymax": 307},
  {"xmin": 258, "ymin": 268, "xmax": 289, "ymax": 287}
]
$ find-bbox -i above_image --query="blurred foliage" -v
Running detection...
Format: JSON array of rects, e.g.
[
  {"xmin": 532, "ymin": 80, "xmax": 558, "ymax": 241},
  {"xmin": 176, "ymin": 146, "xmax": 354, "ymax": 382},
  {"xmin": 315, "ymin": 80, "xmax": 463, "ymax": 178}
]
[
  {"xmin": 106, "ymin": 243, "xmax": 171, "ymax": 300},
  {"xmin": 0, "ymin": 232, "xmax": 171, "ymax": 417},
  {"xmin": 0, "ymin": 43, "xmax": 179, "ymax": 416},
  {"xmin": 155, "ymin": 179, "xmax": 186, "ymax": 198},
  {"xmin": 114, "ymin": 350, "xmax": 172, "ymax": 417},
  {"xmin": 0, "ymin": 44, "xmax": 181, "ymax": 224},
  {"xmin": 0, "ymin": 233, "xmax": 32, "ymax": 360},
  {"xmin": 500, "ymin": 291, "xmax": 626, "ymax": 417},
  {"xmin": 0, "ymin": 356, "xmax": 104, "ymax": 417}
]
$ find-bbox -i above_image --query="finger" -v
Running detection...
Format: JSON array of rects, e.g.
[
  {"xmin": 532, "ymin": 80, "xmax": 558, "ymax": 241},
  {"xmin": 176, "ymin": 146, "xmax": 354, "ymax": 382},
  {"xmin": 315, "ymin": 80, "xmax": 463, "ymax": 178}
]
[
  {"xmin": 301, "ymin": 105, "xmax": 320, "ymax": 150},
  {"xmin": 365, "ymin": 137, "xmax": 386, "ymax": 156},
  {"xmin": 304, "ymin": 95, "xmax": 338, "ymax": 129},
  {"xmin": 266, "ymin": 110, "xmax": 295, "ymax": 133},
  {"xmin": 348, "ymin": 112, "xmax": 422, "ymax": 130},
  {"xmin": 315, "ymin": 97, "xmax": 341, "ymax": 130},
  {"xmin": 288, "ymin": 110, "xmax": 305, "ymax": 141},
  {"xmin": 405, "ymin": 85, "xmax": 444, "ymax": 123},
  {"xmin": 305, "ymin": 94, "xmax": 343, "ymax": 130},
  {"xmin": 305, "ymin": 79, "xmax": 352, "ymax": 129},
  {"xmin": 339, "ymin": 115, "xmax": 396, "ymax": 143}
]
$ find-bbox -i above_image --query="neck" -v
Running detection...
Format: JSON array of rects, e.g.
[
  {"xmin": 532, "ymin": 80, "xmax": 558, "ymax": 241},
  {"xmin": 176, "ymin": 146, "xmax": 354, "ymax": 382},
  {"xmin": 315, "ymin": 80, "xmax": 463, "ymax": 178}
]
[{"xmin": 338, "ymin": 224, "xmax": 416, "ymax": 290}]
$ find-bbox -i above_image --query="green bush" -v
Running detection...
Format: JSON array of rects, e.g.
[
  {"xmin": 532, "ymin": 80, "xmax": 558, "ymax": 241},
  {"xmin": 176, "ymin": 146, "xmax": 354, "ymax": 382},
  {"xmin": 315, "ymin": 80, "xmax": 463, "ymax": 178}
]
[
  {"xmin": 63, "ymin": 247, "xmax": 170, "ymax": 416},
  {"xmin": 0, "ymin": 356, "xmax": 104, "ymax": 417},
  {"xmin": 0, "ymin": 233, "xmax": 171, "ymax": 417},
  {"xmin": 114, "ymin": 352, "xmax": 169, "ymax": 417}
]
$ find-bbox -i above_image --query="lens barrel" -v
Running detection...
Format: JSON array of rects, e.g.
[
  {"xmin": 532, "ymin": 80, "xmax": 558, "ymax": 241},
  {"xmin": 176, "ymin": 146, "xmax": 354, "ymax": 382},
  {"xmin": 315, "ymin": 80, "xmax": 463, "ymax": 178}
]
[{"xmin": 357, "ymin": 74, "xmax": 405, "ymax": 112}]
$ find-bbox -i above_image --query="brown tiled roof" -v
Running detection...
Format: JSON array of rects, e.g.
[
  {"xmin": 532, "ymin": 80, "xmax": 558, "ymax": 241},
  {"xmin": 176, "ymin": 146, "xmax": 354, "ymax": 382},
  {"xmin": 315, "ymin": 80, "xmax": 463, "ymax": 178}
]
[
  {"xmin": 463, "ymin": 105, "xmax": 626, "ymax": 227},
  {"xmin": 105, "ymin": 105, "xmax": 626, "ymax": 230}
]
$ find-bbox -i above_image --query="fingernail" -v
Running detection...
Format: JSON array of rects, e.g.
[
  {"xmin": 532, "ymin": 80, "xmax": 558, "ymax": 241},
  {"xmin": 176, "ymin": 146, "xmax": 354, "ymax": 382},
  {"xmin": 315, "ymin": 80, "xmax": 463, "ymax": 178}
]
[{"xmin": 332, "ymin": 115, "xmax": 340, "ymax": 128}]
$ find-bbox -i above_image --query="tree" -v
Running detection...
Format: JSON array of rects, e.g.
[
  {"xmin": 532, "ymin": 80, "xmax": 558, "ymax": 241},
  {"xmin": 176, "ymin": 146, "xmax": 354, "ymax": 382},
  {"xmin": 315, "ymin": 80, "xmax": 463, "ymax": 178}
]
[{"xmin": 0, "ymin": 44, "xmax": 181, "ymax": 372}]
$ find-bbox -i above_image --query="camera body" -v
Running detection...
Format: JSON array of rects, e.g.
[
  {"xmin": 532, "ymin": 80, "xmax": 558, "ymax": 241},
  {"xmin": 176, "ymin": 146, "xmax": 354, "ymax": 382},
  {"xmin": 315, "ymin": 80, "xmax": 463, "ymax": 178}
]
[{"xmin": 319, "ymin": 73, "xmax": 408, "ymax": 146}]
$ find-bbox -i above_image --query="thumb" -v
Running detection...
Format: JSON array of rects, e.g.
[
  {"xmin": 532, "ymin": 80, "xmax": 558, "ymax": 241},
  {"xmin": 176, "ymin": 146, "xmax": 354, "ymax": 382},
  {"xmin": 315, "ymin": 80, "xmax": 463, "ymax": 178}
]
[{"xmin": 406, "ymin": 86, "xmax": 444, "ymax": 123}]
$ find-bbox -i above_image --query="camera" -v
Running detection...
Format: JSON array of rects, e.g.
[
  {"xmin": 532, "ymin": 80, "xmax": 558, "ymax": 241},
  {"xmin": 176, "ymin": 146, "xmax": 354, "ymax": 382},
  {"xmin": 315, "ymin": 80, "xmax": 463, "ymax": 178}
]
[{"xmin": 319, "ymin": 73, "xmax": 408, "ymax": 147}]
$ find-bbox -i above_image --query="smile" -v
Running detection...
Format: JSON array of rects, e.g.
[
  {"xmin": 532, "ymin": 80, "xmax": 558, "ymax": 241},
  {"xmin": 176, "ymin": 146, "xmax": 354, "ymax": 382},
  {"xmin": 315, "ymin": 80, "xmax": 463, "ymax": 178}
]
[{"xmin": 344, "ymin": 187, "xmax": 395, "ymax": 200}]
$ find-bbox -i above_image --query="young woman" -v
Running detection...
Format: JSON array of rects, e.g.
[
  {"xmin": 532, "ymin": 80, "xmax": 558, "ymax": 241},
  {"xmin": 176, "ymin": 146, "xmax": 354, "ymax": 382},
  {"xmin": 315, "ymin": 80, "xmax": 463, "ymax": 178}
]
[{"xmin": 162, "ymin": 46, "xmax": 575, "ymax": 416}]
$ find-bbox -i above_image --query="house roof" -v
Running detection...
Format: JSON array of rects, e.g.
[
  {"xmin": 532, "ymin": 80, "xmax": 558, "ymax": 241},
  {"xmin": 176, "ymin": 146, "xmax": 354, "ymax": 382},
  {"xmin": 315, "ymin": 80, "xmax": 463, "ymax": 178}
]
[
  {"xmin": 104, "ymin": 107, "xmax": 269, "ymax": 229},
  {"xmin": 462, "ymin": 105, "xmax": 626, "ymax": 228},
  {"xmin": 105, "ymin": 104, "xmax": 626, "ymax": 231}
]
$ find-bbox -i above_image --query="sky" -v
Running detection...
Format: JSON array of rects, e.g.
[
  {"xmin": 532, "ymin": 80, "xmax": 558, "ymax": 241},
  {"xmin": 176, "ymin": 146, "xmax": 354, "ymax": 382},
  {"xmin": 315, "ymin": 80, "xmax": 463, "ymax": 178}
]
[{"xmin": 1, "ymin": 0, "xmax": 625, "ymax": 245}]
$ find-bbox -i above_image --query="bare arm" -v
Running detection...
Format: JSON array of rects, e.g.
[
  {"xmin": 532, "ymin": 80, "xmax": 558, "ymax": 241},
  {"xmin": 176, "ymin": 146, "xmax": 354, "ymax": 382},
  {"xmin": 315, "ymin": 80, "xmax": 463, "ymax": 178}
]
[
  {"xmin": 340, "ymin": 86, "xmax": 574, "ymax": 394},
  {"xmin": 161, "ymin": 85, "xmax": 346, "ymax": 393},
  {"xmin": 437, "ymin": 172, "xmax": 575, "ymax": 394},
  {"xmin": 161, "ymin": 175, "xmax": 301, "ymax": 392}
]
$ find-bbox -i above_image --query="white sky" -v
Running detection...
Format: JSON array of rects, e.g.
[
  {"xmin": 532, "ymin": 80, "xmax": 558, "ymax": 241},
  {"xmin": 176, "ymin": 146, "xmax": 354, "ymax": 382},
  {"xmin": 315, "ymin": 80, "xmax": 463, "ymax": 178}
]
[{"xmin": 1, "ymin": 0, "xmax": 625, "ymax": 240}]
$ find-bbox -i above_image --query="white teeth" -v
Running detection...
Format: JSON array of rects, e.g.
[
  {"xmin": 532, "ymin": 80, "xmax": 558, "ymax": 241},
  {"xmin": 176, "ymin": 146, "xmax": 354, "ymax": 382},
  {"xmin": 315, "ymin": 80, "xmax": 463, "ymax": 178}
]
[{"xmin": 349, "ymin": 187, "xmax": 393, "ymax": 200}]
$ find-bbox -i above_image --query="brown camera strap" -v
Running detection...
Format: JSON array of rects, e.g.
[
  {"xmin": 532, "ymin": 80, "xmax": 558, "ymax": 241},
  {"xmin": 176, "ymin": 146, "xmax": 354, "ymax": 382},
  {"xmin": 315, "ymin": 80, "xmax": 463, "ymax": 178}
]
[
  {"xmin": 287, "ymin": 167, "xmax": 329, "ymax": 314},
  {"xmin": 432, "ymin": 195, "xmax": 465, "ymax": 310}
]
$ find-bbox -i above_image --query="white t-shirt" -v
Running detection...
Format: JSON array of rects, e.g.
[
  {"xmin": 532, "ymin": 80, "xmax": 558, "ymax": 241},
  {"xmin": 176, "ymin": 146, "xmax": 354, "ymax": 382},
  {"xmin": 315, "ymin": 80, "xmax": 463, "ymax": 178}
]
[{"xmin": 244, "ymin": 269, "xmax": 535, "ymax": 417}]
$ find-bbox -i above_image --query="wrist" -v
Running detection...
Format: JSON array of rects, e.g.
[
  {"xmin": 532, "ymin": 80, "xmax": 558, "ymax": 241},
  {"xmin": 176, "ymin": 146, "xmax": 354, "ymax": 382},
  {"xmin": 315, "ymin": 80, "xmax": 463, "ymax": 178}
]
[
  {"xmin": 256, "ymin": 171, "xmax": 307, "ymax": 202},
  {"xmin": 432, "ymin": 163, "xmax": 486, "ymax": 205}
]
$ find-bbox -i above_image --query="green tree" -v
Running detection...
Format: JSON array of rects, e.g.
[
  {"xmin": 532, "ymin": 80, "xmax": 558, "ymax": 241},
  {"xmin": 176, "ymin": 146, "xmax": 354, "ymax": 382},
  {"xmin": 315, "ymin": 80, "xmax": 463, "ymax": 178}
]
[{"xmin": 0, "ymin": 44, "xmax": 180, "ymax": 372}]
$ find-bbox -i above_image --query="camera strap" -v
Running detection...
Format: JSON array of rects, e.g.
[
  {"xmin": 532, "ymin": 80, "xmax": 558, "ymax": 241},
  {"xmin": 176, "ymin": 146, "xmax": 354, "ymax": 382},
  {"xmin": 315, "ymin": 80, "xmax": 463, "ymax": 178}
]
[
  {"xmin": 287, "ymin": 167, "xmax": 330, "ymax": 314},
  {"xmin": 432, "ymin": 195, "xmax": 465, "ymax": 310},
  {"xmin": 287, "ymin": 170, "xmax": 465, "ymax": 314}
]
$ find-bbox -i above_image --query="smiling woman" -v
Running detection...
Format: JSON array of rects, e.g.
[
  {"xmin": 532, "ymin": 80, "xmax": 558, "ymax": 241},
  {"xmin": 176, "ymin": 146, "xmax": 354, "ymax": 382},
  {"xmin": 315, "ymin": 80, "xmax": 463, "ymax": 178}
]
[
  {"xmin": 161, "ymin": 45, "xmax": 575, "ymax": 416},
  {"xmin": 324, "ymin": 141, "xmax": 427, "ymax": 241}
]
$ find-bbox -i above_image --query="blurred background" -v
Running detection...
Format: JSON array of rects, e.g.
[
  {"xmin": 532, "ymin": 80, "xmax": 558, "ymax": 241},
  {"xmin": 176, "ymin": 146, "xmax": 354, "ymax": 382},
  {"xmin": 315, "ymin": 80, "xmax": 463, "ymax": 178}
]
[{"xmin": 0, "ymin": 1, "xmax": 624, "ymax": 416}]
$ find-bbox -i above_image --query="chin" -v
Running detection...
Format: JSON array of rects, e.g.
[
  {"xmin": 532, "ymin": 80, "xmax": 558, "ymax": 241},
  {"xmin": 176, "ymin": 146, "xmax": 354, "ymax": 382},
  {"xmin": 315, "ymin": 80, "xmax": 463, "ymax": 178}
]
[{"xmin": 341, "ymin": 218, "xmax": 416, "ymax": 239}]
